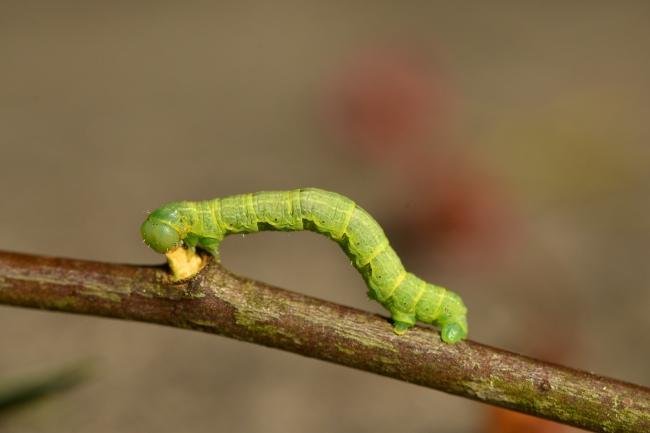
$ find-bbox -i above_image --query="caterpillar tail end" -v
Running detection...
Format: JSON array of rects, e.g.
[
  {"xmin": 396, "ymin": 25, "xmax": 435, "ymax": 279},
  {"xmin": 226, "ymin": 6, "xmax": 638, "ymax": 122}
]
[
  {"xmin": 440, "ymin": 319, "xmax": 468, "ymax": 344},
  {"xmin": 165, "ymin": 247, "xmax": 206, "ymax": 281}
]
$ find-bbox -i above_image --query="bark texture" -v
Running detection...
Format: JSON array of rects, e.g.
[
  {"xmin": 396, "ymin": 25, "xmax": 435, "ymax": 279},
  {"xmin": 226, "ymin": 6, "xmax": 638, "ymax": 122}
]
[{"xmin": 0, "ymin": 250, "xmax": 647, "ymax": 432}]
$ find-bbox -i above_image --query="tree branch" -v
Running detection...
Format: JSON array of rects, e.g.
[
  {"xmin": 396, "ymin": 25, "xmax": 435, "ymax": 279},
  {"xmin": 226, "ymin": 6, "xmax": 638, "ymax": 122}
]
[{"xmin": 0, "ymin": 250, "xmax": 647, "ymax": 432}]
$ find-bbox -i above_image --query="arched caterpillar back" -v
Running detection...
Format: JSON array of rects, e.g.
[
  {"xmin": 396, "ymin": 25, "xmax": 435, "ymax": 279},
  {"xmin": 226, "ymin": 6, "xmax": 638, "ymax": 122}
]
[{"xmin": 140, "ymin": 188, "xmax": 468, "ymax": 343}]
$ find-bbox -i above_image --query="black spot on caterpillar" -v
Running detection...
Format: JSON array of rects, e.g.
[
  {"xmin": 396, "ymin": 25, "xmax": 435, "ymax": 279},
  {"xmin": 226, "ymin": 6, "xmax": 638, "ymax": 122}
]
[{"xmin": 141, "ymin": 188, "xmax": 468, "ymax": 343}]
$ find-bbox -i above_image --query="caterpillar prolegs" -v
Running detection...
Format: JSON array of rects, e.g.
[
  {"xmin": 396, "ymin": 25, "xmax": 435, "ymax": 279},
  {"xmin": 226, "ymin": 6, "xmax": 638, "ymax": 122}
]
[{"xmin": 140, "ymin": 188, "xmax": 468, "ymax": 343}]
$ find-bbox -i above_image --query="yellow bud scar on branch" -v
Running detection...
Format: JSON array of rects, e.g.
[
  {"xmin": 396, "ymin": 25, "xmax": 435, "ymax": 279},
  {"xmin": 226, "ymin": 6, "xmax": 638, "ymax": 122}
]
[{"xmin": 165, "ymin": 246, "xmax": 205, "ymax": 281}]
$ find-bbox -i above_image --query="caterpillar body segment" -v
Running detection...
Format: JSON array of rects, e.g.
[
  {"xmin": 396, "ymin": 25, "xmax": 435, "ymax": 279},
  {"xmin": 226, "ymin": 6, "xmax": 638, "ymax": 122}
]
[{"xmin": 141, "ymin": 188, "xmax": 468, "ymax": 343}]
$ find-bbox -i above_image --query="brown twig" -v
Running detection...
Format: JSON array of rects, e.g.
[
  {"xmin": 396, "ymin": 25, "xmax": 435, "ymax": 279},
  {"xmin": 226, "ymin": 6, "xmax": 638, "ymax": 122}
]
[{"xmin": 0, "ymin": 250, "xmax": 647, "ymax": 432}]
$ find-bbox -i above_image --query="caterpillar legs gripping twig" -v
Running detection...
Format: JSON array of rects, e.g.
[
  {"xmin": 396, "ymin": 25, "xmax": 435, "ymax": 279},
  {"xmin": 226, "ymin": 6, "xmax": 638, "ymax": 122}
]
[{"xmin": 141, "ymin": 188, "xmax": 468, "ymax": 343}]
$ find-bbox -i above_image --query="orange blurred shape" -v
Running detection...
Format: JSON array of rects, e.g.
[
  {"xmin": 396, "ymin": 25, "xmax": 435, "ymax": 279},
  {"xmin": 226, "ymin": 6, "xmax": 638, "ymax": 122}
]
[
  {"xmin": 323, "ymin": 46, "xmax": 452, "ymax": 158},
  {"xmin": 485, "ymin": 407, "xmax": 584, "ymax": 433}
]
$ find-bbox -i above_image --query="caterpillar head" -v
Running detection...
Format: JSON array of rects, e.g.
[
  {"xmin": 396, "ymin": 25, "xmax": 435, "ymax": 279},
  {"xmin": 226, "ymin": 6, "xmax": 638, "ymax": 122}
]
[{"xmin": 140, "ymin": 205, "xmax": 184, "ymax": 253}]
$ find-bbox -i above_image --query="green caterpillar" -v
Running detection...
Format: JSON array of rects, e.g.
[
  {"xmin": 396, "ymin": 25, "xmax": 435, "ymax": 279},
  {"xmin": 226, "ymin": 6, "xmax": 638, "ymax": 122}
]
[{"xmin": 140, "ymin": 188, "xmax": 468, "ymax": 343}]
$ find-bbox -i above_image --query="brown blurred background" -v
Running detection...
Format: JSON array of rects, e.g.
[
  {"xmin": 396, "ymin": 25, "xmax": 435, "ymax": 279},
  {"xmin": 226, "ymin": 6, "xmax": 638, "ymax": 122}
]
[{"xmin": 1, "ymin": 2, "xmax": 648, "ymax": 432}]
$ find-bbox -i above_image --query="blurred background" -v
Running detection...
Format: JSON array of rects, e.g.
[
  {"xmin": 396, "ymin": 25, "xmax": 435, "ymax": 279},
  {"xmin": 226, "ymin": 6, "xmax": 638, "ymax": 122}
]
[{"xmin": 0, "ymin": 2, "xmax": 648, "ymax": 432}]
